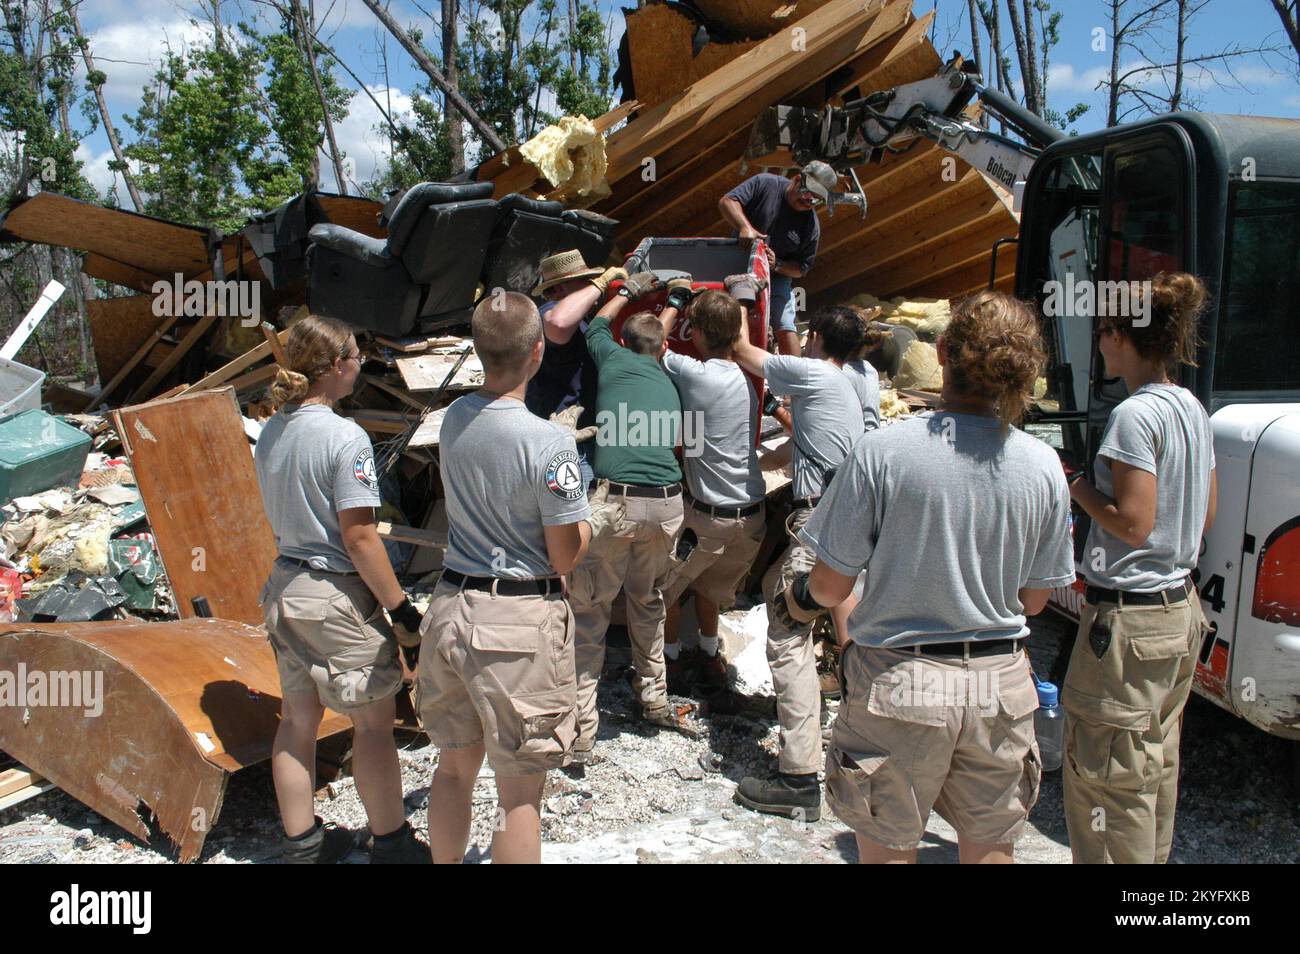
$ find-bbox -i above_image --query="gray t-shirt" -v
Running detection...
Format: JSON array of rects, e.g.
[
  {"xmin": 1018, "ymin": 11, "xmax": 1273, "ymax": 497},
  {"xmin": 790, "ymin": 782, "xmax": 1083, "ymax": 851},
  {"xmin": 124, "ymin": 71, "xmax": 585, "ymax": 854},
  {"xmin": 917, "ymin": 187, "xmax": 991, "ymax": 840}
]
[
  {"xmin": 440, "ymin": 392, "xmax": 592, "ymax": 578},
  {"xmin": 764, "ymin": 354, "xmax": 865, "ymax": 499},
  {"xmin": 255, "ymin": 403, "xmax": 381, "ymax": 573},
  {"xmin": 800, "ymin": 412, "xmax": 1076, "ymax": 647},
  {"xmin": 1083, "ymin": 383, "xmax": 1215, "ymax": 592},
  {"xmin": 662, "ymin": 352, "xmax": 765, "ymax": 508},
  {"xmin": 843, "ymin": 360, "xmax": 882, "ymax": 432}
]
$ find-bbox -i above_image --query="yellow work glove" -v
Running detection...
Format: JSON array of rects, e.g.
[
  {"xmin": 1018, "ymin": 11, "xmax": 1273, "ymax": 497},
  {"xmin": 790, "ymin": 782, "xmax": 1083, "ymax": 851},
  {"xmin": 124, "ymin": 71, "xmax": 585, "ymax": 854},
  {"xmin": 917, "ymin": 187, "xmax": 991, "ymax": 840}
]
[{"xmin": 590, "ymin": 266, "xmax": 628, "ymax": 294}]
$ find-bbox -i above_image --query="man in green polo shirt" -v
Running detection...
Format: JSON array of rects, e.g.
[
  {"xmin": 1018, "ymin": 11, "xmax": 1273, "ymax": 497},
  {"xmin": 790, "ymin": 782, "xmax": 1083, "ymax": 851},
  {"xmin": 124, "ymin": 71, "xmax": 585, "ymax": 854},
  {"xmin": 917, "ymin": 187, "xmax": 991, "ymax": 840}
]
[{"xmin": 567, "ymin": 271, "xmax": 686, "ymax": 764}]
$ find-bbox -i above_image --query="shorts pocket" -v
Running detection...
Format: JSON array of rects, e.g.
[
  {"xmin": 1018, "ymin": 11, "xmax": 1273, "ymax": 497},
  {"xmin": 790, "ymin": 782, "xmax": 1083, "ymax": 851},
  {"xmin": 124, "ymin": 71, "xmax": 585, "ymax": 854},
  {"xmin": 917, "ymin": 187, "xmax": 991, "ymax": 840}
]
[
  {"xmin": 470, "ymin": 623, "xmax": 540, "ymax": 654},
  {"xmin": 996, "ymin": 665, "xmax": 1040, "ymax": 720},
  {"xmin": 866, "ymin": 668, "xmax": 951, "ymax": 727},
  {"xmin": 327, "ymin": 640, "xmax": 399, "ymax": 707},
  {"xmin": 1062, "ymin": 688, "xmax": 1155, "ymax": 791},
  {"xmin": 1128, "ymin": 631, "xmax": 1190, "ymax": 661},
  {"xmin": 825, "ymin": 745, "xmax": 889, "ymax": 828},
  {"xmin": 1018, "ymin": 743, "xmax": 1043, "ymax": 811},
  {"xmin": 509, "ymin": 691, "xmax": 578, "ymax": 765}
]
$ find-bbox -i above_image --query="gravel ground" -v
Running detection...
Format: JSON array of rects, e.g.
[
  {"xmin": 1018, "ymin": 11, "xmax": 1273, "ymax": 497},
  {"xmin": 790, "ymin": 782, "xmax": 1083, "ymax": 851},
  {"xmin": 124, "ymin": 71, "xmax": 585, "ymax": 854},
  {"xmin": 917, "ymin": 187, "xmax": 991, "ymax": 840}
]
[{"xmin": 2, "ymin": 611, "xmax": 1297, "ymax": 864}]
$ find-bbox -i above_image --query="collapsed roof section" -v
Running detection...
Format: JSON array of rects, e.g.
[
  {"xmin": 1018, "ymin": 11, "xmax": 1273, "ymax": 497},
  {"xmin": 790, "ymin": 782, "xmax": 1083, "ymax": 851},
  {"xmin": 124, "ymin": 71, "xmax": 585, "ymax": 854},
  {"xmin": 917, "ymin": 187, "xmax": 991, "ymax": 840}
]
[{"xmin": 476, "ymin": 0, "xmax": 1020, "ymax": 307}]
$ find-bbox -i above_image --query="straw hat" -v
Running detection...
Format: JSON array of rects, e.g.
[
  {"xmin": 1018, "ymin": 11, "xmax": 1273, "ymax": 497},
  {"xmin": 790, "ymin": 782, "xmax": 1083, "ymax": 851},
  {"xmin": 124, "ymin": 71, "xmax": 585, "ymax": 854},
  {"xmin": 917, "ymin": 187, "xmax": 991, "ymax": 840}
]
[{"xmin": 532, "ymin": 249, "xmax": 604, "ymax": 296}]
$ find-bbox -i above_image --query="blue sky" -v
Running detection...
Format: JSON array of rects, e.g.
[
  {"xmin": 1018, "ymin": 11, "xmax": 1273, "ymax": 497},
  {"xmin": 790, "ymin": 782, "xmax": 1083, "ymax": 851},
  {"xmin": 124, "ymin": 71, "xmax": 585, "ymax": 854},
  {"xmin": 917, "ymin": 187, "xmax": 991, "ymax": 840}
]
[{"xmin": 71, "ymin": 0, "xmax": 1300, "ymax": 201}]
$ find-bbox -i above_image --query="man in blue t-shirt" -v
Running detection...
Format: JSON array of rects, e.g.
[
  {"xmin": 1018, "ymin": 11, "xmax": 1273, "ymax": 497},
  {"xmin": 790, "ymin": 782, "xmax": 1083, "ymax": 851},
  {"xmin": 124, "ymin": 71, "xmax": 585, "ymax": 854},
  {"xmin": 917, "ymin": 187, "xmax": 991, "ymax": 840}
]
[
  {"xmin": 719, "ymin": 161, "xmax": 837, "ymax": 356},
  {"xmin": 524, "ymin": 249, "xmax": 627, "ymax": 488}
]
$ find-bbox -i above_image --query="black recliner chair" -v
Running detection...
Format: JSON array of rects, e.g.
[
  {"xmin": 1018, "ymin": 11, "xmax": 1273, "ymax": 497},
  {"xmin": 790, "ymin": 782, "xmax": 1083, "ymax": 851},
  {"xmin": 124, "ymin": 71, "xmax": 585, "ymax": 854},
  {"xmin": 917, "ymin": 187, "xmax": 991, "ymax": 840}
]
[
  {"xmin": 481, "ymin": 193, "xmax": 616, "ymax": 296},
  {"xmin": 306, "ymin": 181, "xmax": 496, "ymax": 336}
]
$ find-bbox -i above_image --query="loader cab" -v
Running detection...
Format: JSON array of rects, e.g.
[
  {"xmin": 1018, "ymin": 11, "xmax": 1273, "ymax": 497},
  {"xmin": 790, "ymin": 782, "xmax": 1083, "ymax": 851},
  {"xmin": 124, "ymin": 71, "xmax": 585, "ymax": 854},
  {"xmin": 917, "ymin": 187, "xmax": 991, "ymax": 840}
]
[{"xmin": 1015, "ymin": 113, "xmax": 1300, "ymax": 558}]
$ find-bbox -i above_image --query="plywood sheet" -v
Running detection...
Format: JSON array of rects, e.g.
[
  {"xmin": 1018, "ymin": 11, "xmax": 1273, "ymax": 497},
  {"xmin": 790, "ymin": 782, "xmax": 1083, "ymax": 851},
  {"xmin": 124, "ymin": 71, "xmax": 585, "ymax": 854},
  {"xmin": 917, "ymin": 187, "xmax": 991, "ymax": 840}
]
[
  {"xmin": 85, "ymin": 295, "xmax": 167, "ymax": 382},
  {"xmin": 0, "ymin": 191, "xmax": 211, "ymax": 277},
  {"xmin": 111, "ymin": 388, "xmax": 277, "ymax": 625}
]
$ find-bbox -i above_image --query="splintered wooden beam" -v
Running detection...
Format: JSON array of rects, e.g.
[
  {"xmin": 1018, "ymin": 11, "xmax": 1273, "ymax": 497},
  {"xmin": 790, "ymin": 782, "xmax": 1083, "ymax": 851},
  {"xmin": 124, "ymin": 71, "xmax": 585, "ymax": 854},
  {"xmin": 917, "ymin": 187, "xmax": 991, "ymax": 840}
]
[{"xmin": 180, "ymin": 328, "xmax": 290, "ymax": 395}]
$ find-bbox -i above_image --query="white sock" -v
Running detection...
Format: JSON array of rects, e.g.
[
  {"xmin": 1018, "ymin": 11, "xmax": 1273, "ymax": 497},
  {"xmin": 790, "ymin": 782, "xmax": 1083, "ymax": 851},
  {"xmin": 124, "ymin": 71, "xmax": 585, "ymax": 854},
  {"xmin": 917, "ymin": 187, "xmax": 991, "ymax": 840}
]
[
  {"xmin": 664, "ymin": 642, "xmax": 681, "ymax": 661},
  {"xmin": 699, "ymin": 635, "xmax": 719, "ymax": 657}
]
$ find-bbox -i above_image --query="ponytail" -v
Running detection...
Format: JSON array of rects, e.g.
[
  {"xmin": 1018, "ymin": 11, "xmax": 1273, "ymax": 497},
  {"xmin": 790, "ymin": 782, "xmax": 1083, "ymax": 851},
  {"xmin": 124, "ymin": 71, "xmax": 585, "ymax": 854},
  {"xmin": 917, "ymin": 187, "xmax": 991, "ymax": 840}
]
[{"xmin": 268, "ymin": 314, "xmax": 353, "ymax": 405}]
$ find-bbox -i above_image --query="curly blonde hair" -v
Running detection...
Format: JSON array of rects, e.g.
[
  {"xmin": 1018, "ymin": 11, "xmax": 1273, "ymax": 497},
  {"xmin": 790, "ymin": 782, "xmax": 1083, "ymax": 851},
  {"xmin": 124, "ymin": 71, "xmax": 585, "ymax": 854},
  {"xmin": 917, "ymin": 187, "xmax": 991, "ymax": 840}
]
[
  {"xmin": 942, "ymin": 290, "xmax": 1045, "ymax": 432},
  {"xmin": 268, "ymin": 314, "xmax": 354, "ymax": 404}
]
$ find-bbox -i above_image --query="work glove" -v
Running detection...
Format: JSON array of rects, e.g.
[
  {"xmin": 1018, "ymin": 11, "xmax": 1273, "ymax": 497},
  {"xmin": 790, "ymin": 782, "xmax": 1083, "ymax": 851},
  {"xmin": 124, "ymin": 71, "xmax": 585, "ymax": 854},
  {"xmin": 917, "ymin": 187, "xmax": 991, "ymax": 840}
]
[
  {"xmin": 590, "ymin": 266, "xmax": 628, "ymax": 294},
  {"xmin": 778, "ymin": 572, "xmax": 827, "ymax": 628},
  {"xmin": 388, "ymin": 597, "xmax": 425, "ymax": 648},
  {"xmin": 724, "ymin": 273, "xmax": 763, "ymax": 305},
  {"xmin": 585, "ymin": 497, "xmax": 625, "ymax": 542},
  {"xmin": 550, "ymin": 404, "xmax": 598, "ymax": 443},
  {"xmin": 665, "ymin": 277, "xmax": 696, "ymax": 312},
  {"xmin": 617, "ymin": 271, "xmax": 663, "ymax": 299}
]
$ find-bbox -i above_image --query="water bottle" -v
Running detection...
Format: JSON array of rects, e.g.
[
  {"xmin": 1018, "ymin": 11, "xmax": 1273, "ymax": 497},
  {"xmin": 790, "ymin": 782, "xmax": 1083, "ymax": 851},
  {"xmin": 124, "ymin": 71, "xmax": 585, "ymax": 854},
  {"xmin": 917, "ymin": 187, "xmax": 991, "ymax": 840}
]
[{"xmin": 1035, "ymin": 681, "xmax": 1064, "ymax": 772}]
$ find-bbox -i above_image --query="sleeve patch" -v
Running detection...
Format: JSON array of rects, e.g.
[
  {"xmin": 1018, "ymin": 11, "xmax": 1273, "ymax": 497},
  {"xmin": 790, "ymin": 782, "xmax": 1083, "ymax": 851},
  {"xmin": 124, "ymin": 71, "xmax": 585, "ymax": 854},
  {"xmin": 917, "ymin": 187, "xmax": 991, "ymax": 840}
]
[
  {"xmin": 545, "ymin": 449, "xmax": 586, "ymax": 501},
  {"xmin": 353, "ymin": 449, "xmax": 378, "ymax": 491}
]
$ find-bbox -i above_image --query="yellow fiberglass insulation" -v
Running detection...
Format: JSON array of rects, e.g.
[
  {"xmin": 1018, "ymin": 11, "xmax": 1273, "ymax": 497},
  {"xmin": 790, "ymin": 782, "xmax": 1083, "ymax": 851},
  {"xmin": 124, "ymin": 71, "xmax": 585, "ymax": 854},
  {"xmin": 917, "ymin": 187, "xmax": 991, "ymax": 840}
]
[
  {"xmin": 519, "ymin": 115, "xmax": 610, "ymax": 201},
  {"xmin": 894, "ymin": 340, "xmax": 944, "ymax": 391}
]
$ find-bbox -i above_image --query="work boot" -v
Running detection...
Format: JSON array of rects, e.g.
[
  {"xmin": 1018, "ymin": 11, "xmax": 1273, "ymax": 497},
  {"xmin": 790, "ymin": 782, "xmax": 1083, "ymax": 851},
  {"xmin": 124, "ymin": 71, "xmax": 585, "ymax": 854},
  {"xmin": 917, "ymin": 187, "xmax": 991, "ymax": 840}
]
[
  {"xmin": 370, "ymin": 821, "xmax": 432, "ymax": 864},
  {"xmin": 697, "ymin": 651, "xmax": 728, "ymax": 692},
  {"xmin": 665, "ymin": 648, "xmax": 696, "ymax": 694},
  {"xmin": 735, "ymin": 773, "xmax": 821, "ymax": 822},
  {"xmin": 281, "ymin": 816, "xmax": 355, "ymax": 864}
]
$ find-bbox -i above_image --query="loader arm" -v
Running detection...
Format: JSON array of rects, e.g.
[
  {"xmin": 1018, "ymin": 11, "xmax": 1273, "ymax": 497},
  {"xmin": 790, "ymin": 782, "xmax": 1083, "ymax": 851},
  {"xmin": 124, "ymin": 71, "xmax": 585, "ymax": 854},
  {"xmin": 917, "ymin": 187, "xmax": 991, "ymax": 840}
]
[{"xmin": 743, "ymin": 59, "xmax": 1061, "ymax": 217}]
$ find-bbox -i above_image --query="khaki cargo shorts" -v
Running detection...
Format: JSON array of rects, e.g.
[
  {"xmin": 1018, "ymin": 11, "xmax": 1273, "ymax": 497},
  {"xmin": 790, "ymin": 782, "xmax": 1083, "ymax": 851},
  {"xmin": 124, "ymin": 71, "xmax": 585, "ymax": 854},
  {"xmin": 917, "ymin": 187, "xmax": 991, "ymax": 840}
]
[
  {"xmin": 662, "ymin": 503, "xmax": 766, "ymax": 609},
  {"xmin": 825, "ymin": 641, "xmax": 1042, "ymax": 851},
  {"xmin": 260, "ymin": 560, "xmax": 403, "ymax": 713},
  {"xmin": 416, "ymin": 579, "xmax": 578, "ymax": 776}
]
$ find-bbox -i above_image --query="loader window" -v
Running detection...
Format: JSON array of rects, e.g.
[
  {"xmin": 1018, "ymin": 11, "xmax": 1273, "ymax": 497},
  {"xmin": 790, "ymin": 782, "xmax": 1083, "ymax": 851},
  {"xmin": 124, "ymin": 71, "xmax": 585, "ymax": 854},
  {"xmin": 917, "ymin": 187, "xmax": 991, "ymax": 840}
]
[
  {"xmin": 1214, "ymin": 181, "xmax": 1300, "ymax": 393},
  {"xmin": 1102, "ymin": 145, "xmax": 1185, "ymax": 280}
]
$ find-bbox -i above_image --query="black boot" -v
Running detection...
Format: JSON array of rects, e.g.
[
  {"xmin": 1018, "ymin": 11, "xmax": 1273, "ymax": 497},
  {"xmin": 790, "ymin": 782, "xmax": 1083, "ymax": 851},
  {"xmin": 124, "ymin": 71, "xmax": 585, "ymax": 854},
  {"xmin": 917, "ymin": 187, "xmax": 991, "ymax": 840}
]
[
  {"xmin": 735, "ymin": 773, "xmax": 821, "ymax": 822},
  {"xmin": 281, "ymin": 816, "xmax": 355, "ymax": 864},
  {"xmin": 370, "ymin": 821, "xmax": 432, "ymax": 864}
]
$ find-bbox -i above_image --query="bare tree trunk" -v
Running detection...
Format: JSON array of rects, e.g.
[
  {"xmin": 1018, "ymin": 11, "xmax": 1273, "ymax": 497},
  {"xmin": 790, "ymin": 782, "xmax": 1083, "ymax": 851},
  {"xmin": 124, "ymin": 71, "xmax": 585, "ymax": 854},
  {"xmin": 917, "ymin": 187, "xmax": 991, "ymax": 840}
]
[
  {"xmin": 1107, "ymin": 0, "xmax": 1121, "ymax": 126},
  {"xmin": 966, "ymin": 0, "xmax": 981, "ymax": 75},
  {"xmin": 70, "ymin": 7, "xmax": 145, "ymax": 211},
  {"xmin": 361, "ymin": 0, "xmax": 506, "ymax": 152},
  {"xmin": 294, "ymin": 0, "xmax": 347, "ymax": 193},
  {"xmin": 1271, "ymin": 0, "xmax": 1300, "ymax": 68},
  {"xmin": 1022, "ymin": 0, "xmax": 1041, "ymax": 114},
  {"xmin": 1170, "ymin": 0, "xmax": 1187, "ymax": 111},
  {"xmin": 567, "ymin": 0, "xmax": 578, "ymax": 72},
  {"xmin": 1003, "ymin": 0, "xmax": 1033, "ymax": 112},
  {"xmin": 442, "ymin": 0, "xmax": 464, "ymax": 173}
]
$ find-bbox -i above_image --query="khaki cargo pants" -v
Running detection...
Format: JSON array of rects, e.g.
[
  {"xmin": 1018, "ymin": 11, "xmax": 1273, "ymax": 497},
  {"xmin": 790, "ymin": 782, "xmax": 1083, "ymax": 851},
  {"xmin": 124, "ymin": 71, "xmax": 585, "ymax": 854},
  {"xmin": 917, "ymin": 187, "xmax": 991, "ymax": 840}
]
[
  {"xmin": 826, "ymin": 642, "xmax": 1042, "ymax": 850},
  {"xmin": 1062, "ymin": 593, "xmax": 1207, "ymax": 864},
  {"xmin": 760, "ymin": 506, "xmax": 823, "ymax": 775},
  {"xmin": 416, "ymin": 579, "xmax": 578, "ymax": 776},
  {"xmin": 260, "ymin": 560, "xmax": 403, "ymax": 713},
  {"xmin": 568, "ymin": 482, "xmax": 684, "ymax": 745}
]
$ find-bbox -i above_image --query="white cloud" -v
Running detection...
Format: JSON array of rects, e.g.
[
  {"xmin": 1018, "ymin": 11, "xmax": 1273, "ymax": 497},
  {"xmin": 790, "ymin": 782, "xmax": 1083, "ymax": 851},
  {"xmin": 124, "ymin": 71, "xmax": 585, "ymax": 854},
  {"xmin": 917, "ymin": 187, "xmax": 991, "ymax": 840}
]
[
  {"xmin": 322, "ymin": 84, "xmax": 418, "ymax": 191},
  {"xmin": 74, "ymin": 141, "xmax": 118, "ymax": 200},
  {"xmin": 80, "ymin": 17, "xmax": 217, "ymax": 111},
  {"xmin": 1048, "ymin": 61, "xmax": 1111, "ymax": 94}
]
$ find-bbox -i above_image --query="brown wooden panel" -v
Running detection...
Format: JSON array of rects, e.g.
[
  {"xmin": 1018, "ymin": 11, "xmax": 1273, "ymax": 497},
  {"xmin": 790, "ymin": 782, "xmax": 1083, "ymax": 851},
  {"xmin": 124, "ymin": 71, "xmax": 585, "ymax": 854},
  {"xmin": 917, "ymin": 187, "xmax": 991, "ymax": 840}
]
[
  {"xmin": 81, "ymin": 252, "xmax": 165, "ymax": 293},
  {"xmin": 317, "ymin": 194, "xmax": 386, "ymax": 238},
  {"xmin": 111, "ymin": 388, "xmax": 278, "ymax": 626},
  {"xmin": 692, "ymin": 0, "xmax": 838, "ymax": 37},
  {"xmin": 0, "ymin": 191, "xmax": 210, "ymax": 276},
  {"xmin": 85, "ymin": 295, "xmax": 166, "ymax": 382},
  {"xmin": 625, "ymin": 4, "xmax": 761, "ymax": 111}
]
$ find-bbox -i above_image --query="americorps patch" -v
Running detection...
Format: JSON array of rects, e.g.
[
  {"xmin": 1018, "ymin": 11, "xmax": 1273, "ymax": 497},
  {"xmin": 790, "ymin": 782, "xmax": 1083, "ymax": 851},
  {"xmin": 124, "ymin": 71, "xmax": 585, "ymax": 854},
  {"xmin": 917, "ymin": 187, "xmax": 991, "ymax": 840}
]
[
  {"xmin": 545, "ymin": 449, "xmax": 584, "ymax": 501},
  {"xmin": 354, "ymin": 449, "xmax": 378, "ymax": 490}
]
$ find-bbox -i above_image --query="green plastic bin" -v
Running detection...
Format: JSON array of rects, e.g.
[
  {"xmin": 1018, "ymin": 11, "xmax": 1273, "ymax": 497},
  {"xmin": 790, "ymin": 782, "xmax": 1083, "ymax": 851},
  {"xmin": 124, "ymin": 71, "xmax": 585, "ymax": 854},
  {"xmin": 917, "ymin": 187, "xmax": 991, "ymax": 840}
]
[{"xmin": 0, "ymin": 409, "xmax": 92, "ymax": 505}]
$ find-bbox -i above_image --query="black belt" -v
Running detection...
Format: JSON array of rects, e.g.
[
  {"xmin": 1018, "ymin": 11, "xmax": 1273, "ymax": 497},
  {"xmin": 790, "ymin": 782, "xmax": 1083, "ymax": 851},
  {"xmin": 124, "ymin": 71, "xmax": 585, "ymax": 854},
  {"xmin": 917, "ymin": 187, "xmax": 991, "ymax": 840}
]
[
  {"xmin": 1086, "ymin": 580, "xmax": 1190, "ymax": 607},
  {"xmin": 911, "ymin": 639, "xmax": 1024, "ymax": 658},
  {"xmin": 791, "ymin": 496, "xmax": 821, "ymax": 510},
  {"xmin": 441, "ymin": 568, "xmax": 563, "ymax": 597},
  {"xmin": 605, "ymin": 480, "xmax": 681, "ymax": 499},
  {"xmin": 278, "ymin": 556, "xmax": 358, "ymax": 576},
  {"xmin": 687, "ymin": 496, "xmax": 763, "ymax": 520}
]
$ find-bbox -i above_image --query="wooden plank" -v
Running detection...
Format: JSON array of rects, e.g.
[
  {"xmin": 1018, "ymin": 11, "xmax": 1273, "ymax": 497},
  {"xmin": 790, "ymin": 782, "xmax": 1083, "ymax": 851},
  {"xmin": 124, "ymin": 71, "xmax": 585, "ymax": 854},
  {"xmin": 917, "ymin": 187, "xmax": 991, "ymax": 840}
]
[
  {"xmin": 376, "ymin": 521, "xmax": 442, "ymax": 547},
  {"xmin": 395, "ymin": 352, "xmax": 484, "ymax": 392},
  {"xmin": 361, "ymin": 373, "xmax": 428, "ymax": 411},
  {"xmin": 625, "ymin": 4, "xmax": 761, "ymax": 110},
  {"xmin": 226, "ymin": 363, "xmax": 279, "ymax": 395},
  {"xmin": 692, "ymin": 0, "xmax": 839, "ymax": 37},
  {"xmin": 0, "ymin": 765, "xmax": 43, "ymax": 798},
  {"xmin": 0, "ymin": 780, "xmax": 55, "ymax": 811},
  {"xmin": 84, "ymin": 295, "xmax": 167, "ymax": 384},
  {"xmin": 128, "ymin": 311, "xmax": 221, "ymax": 402},
  {"xmin": 81, "ymin": 252, "xmax": 164, "ymax": 293},
  {"xmin": 260, "ymin": 322, "xmax": 288, "ymax": 366},
  {"xmin": 111, "ymin": 388, "xmax": 278, "ymax": 625},
  {"xmin": 180, "ymin": 329, "xmax": 288, "ymax": 395},
  {"xmin": 602, "ymin": 0, "xmax": 909, "ymax": 190}
]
